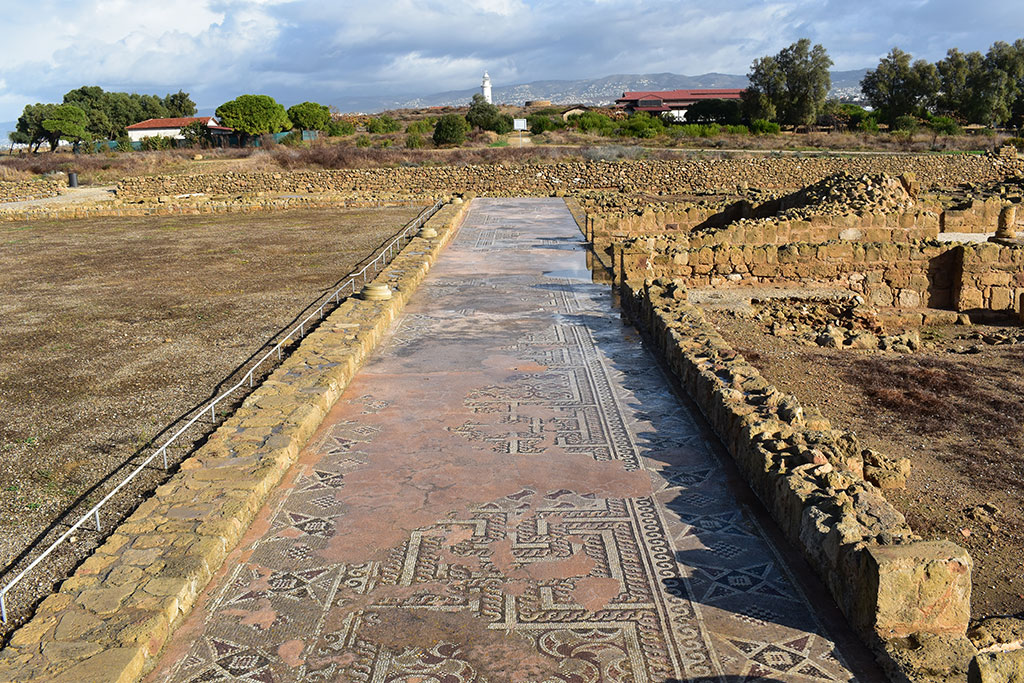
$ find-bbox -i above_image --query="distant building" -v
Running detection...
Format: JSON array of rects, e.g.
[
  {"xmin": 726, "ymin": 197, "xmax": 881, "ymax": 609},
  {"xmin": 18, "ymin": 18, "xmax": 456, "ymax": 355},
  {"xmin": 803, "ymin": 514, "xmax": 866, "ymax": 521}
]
[
  {"xmin": 615, "ymin": 89, "xmax": 745, "ymax": 120},
  {"xmin": 481, "ymin": 72, "xmax": 492, "ymax": 104},
  {"xmin": 125, "ymin": 116, "xmax": 232, "ymax": 142},
  {"xmin": 560, "ymin": 105, "xmax": 590, "ymax": 121}
]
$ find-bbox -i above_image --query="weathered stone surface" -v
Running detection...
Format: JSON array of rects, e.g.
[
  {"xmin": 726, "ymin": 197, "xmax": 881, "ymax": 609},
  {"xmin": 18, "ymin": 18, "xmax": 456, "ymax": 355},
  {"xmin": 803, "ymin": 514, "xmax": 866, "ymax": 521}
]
[
  {"xmin": 970, "ymin": 650, "xmax": 1024, "ymax": 683},
  {"xmin": 867, "ymin": 541, "xmax": 972, "ymax": 638}
]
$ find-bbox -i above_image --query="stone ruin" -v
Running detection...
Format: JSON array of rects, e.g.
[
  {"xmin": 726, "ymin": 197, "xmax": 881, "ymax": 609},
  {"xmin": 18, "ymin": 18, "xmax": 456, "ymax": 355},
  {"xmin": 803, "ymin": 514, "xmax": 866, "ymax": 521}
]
[{"xmin": 576, "ymin": 170, "xmax": 1024, "ymax": 682}]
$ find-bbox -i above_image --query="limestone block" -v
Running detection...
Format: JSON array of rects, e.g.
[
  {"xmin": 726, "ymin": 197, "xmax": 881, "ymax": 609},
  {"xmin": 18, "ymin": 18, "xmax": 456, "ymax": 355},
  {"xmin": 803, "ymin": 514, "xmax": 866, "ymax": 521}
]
[
  {"xmin": 970, "ymin": 651, "xmax": 1024, "ymax": 683},
  {"xmin": 865, "ymin": 541, "xmax": 972, "ymax": 638},
  {"xmin": 991, "ymin": 287, "xmax": 1013, "ymax": 310}
]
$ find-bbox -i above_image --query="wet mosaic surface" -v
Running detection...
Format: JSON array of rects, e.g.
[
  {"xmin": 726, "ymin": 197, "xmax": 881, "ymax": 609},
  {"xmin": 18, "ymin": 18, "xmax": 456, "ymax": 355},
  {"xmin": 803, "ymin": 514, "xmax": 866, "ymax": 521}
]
[{"xmin": 149, "ymin": 199, "xmax": 862, "ymax": 682}]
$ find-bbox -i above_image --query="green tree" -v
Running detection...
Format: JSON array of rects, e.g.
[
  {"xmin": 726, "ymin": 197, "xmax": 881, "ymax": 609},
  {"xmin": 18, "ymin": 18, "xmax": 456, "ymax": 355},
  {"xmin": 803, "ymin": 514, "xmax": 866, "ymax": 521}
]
[
  {"xmin": 861, "ymin": 48, "xmax": 939, "ymax": 126},
  {"xmin": 62, "ymin": 86, "xmax": 114, "ymax": 139},
  {"xmin": 432, "ymin": 114, "xmax": 469, "ymax": 145},
  {"xmin": 15, "ymin": 103, "xmax": 61, "ymax": 151},
  {"xmin": 983, "ymin": 40, "xmax": 1024, "ymax": 127},
  {"xmin": 215, "ymin": 94, "xmax": 291, "ymax": 144},
  {"xmin": 465, "ymin": 94, "xmax": 514, "ymax": 133},
  {"xmin": 777, "ymin": 39, "xmax": 834, "ymax": 126},
  {"xmin": 287, "ymin": 101, "xmax": 331, "ymax": 133},
  {"xmin": 179, "ymin": 120, "xmax": 212, "ymax": 147},
  {"xmin": 743, "ymin": 55, "xmax": 785, "ymax": 122},
  {"xmin": 60, "ymin": 87, "xmax": 195, "ymax": 139},
  {"xmin": 685, "ymin": 99, "xmax": 743, "ymax": 125},
  {"xmin": 162, "ymin": 90, "xmax": 197, "ymax": 118},
  {"xmin": 42, "ymin": 104, "xmax": 90, "ymax": 151},
  {"xmin": 744, "ymin": 39, "xmax": 833, "ymax": 127}
]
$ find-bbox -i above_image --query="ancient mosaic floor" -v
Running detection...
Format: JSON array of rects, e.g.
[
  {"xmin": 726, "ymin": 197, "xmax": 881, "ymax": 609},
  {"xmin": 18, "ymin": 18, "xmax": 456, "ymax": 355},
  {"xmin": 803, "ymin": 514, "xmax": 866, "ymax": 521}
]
[{"xmin": 149, "ymin": 199, "xmax": 865, "ymax": 682}]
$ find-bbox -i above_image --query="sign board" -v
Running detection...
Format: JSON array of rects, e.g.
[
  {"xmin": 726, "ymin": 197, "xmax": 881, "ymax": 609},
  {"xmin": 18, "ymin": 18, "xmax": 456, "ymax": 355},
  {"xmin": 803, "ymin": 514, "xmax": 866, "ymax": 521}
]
[{"xmin": 513, "ymin": 118, "xmax": 528, "ymax": 131}]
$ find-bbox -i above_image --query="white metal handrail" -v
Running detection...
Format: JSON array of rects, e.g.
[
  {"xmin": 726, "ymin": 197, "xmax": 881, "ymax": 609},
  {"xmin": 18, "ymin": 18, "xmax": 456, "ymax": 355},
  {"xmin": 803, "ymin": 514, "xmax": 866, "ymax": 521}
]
[{"xmin": 0, "ymin": 198, "xmax": 445, "ymax": 623}]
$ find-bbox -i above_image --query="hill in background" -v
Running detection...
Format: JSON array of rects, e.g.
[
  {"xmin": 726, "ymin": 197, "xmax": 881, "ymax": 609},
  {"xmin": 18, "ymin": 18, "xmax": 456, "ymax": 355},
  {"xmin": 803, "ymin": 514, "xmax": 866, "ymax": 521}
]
[{"xmin": 345, "ymin": 69, "xmax": 868, "ymax": 112}]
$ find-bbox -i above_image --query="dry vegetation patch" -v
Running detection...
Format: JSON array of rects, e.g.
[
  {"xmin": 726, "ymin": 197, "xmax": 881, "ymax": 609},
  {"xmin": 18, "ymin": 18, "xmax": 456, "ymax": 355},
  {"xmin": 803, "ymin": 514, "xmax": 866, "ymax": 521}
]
[
  {"xmin": 705, "ymin": 308, "xmax": 1024, "ymax": 619},
  {"xmin": 0, "ymin": 205, "xmax": 422, "ymax": 633}
]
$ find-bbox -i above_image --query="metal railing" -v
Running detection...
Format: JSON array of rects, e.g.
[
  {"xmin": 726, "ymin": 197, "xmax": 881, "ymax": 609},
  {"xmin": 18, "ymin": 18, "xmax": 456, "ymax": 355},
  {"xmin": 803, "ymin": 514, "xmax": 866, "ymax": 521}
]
[{"xmin": 0, "ymin": 198, "xmax": 445, "ymax": 623}]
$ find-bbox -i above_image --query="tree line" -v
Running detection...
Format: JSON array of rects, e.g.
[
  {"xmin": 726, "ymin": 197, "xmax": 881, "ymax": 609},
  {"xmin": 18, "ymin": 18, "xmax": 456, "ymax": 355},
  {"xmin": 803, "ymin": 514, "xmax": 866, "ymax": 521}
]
[
  {"xmin": 743, "ymin": 38, "xmax": 1024, "ymax": 132},
  {"xmin": 13, "ymin": 87, "xmax": 197, "ymax": 152},
  {"xmin": 10, "ymin": 88, "xmax": 347, "ymax": 151}
]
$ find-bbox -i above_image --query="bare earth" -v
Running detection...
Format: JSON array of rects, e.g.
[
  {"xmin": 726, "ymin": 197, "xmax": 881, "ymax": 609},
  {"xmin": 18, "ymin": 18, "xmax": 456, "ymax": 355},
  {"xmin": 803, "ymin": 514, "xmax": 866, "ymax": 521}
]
[
  {"xmin": 704, "ymin": 309, "xmax": 1024, "ymax": 620},
  {"xmin": 0, "ymin": 205, "xmax": 423, "ymax": 635}
]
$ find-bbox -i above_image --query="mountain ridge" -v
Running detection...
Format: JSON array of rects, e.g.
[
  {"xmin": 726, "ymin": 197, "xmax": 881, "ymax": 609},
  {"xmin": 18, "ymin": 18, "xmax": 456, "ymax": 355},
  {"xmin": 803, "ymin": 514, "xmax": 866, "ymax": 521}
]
[{"xmin": 345, "ymin": 69, "xmax": 868, "ymax": 112}]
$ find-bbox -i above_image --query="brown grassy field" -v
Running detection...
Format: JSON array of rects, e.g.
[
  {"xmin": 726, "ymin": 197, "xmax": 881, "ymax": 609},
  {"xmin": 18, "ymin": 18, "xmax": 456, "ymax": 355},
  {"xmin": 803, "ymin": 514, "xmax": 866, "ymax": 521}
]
[{"xmin": 0, "ymin": 205, "xmax": 423, "ymax": 635}]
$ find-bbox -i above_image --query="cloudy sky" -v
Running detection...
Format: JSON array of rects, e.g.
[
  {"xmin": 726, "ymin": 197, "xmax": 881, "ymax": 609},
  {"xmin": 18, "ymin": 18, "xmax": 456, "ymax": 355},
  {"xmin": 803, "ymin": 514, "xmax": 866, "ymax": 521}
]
[{"xmin": 2, "ymin": 0, "xmax": 1023, "ymax": 122}]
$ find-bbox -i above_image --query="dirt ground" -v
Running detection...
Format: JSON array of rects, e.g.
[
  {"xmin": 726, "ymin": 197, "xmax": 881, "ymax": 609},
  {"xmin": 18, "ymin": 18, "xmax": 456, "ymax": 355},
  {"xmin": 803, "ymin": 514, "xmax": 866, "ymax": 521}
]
[
  {"xmin": 0, "ymin": 205, "xmax": 422, "ymax": 634},
  {"xmin": 702, "ymin": 306, "xmax": 1024, "ymax": 621}
]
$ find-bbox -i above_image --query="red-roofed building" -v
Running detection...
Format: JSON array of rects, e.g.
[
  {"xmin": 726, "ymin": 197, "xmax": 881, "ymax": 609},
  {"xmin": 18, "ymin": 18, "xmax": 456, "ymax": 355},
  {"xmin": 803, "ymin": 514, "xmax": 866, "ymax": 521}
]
[
  {"xmin": 615, "ymin": 89, "xmax": 745, "ymax": 120},
  {"xmin": 125, "ymin": 116, "xmax": 232, "ymax": 142}
]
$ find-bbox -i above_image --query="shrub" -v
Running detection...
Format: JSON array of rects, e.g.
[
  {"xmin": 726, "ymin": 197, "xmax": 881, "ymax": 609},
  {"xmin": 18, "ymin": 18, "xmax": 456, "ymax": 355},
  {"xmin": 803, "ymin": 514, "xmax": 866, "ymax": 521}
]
[
  {"xmin": 527, "ymin": 114, "xmax": 564, "ymax": 135},
  {"xmin": 566, "ymin": 111, "xmax": 616, "ymax": 135},
  {"xmin": 618, "ymin": 112, "xmax": 665, "ymax": 138},
  {"xmin": 327, "ymin": 119, "xmax": 355, "ymax": 136},
  {"xmin": 365, "ymin": 115, "xmax": 400, "ymax": 134},
  {"xmin": 140, "ymin": 135, "xmax": 173, "ymax": 151},
  {"xmin": 857, "ymin": 117, "xmax": 880, "ymax": 133},
  {"xmin": 405, "ymin": 119, "xmax": 435, "ymax": 135},
  {"xmin": 928, "ymin": 116, "xmax": 962, "ymax": 136},
  {"xmin": 893, "ymin": 115, "xmax": 921, "ymax": 132},
  {"xmin": 432, "ymin": 114, "xmax": 469, "ymax": 146},
  {"xmin": 1005, "ymin": 137, "xmax": 1024, "ymax": 149},
  {"xmin": 750, "ymin": 119, "xmax": 781, "ymax": 135},
  {"xmin": 724, "ymin": 124, "xmax": 749, "ymax": 135},
  {"xmin": 355, "ymin": 135, "xmax": 372, "ymax": 147},
  {"xmin": 279, "ymin": 130, "xmax": 304, "ymax": 147},
  {"xmin": 405, "ymin": 132, "xmax": 425, "ymax": 149}
]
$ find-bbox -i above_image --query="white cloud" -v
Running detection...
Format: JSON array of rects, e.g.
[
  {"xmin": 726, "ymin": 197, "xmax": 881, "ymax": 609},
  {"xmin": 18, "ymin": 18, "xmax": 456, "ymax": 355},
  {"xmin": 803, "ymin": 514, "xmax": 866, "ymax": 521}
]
[{"xmin": 1, "ymin": 0, "xmax": 1023, "ymax": 121}]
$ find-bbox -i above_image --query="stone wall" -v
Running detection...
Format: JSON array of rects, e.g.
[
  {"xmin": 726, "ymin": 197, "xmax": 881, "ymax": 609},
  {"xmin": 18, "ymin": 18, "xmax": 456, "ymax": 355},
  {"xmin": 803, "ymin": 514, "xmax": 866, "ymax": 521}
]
[
  {"xmin": 0, "ymin": 178, "xmax": 64, "ymax": 203},
  {"xmin": 115, "ymin": 154, "xmax": 1013, "ymax": 200},
  {"xmin": 617, "ymin": 239, "xmax": 959, "ymax": 309},
  {"xmin": 620, "ymin": 278, "xmax": 972, "ymax": 677},
  {"xmin": 0, "ymin": 194, "xmax": 429, "ymax": 223},
  {"xmin": 954, "ymin": 242, "xmax": 1024, "ymax": 315},
  {"xmin": 943, "ymin": 197, "xmax": 1010, "ymax": 234}
]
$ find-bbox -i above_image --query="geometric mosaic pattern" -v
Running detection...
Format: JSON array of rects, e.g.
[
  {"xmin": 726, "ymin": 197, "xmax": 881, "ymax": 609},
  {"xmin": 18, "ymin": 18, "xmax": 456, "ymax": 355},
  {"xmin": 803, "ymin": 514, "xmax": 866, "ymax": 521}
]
[{"xmin": 151, "ymin": 199, "xmax": 860, "ymax": 682}]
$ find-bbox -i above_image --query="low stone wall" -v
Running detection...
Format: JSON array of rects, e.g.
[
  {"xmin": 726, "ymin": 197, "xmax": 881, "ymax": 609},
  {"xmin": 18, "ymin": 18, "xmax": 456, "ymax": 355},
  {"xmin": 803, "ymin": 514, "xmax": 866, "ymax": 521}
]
[
  {"xmin": 954, "ymin": 242, "xmax": 1024, "ymax": 315},
  {"xmin": 586, "ymin": 201, "xmax": 941, "ymax": 276},
  {"xmin": 115, "ymin": 154, "xmax": 1012, "ymax": 200},
  {"xmin": 617, "ymin": 239, "xmax": 959, "ymax": 309},
  {"xmin": 0, "ymin": 200, "xmax": 470, "ymax": 683},
  {"xmin": 0, "ymin": 178, "xmax": 64, "ymax": 204},
  {"xmin": 0, "ymin": 194, "xmax": 429, "ymax": 223},
  {"xmin": 620, "ymin": 278, "xmax": 972, "ymax": 679},
  {"xmin": 943, "ymin": 197, "xmax": 1020, "ymax": 234}
]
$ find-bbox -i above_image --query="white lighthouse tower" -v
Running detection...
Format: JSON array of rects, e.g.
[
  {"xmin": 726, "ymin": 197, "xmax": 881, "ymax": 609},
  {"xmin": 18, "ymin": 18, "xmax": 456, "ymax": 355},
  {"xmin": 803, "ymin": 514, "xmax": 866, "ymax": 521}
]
[{"xmin": 481, "ymin": 72, "xmax": 492, "ymax": 104}]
